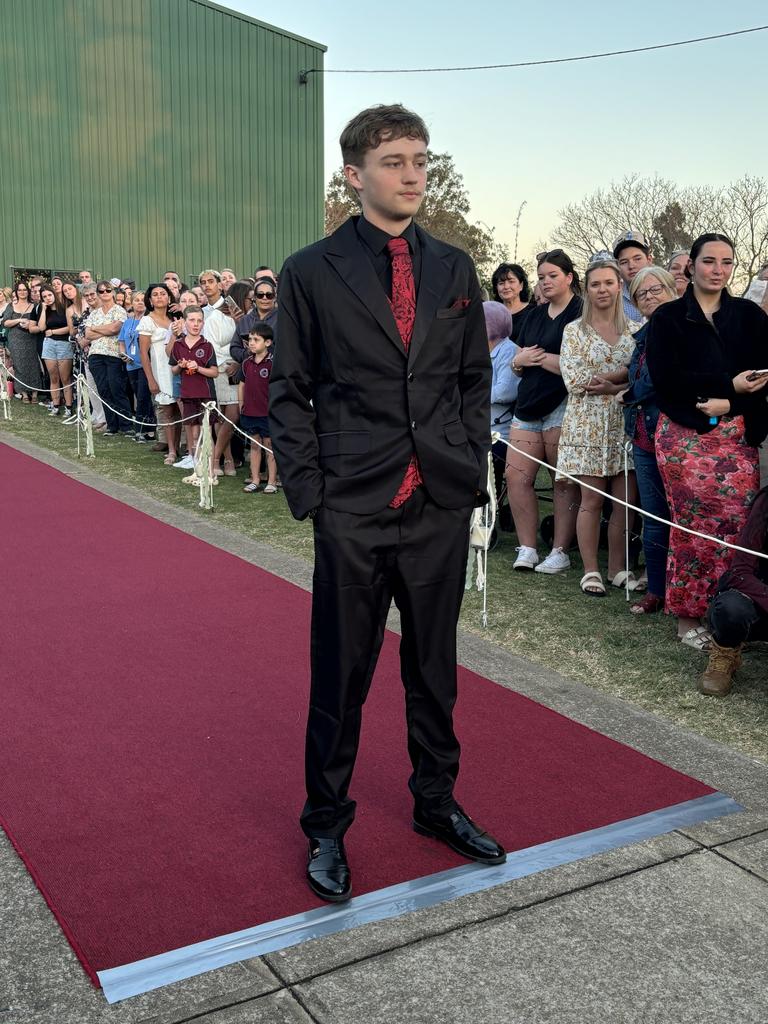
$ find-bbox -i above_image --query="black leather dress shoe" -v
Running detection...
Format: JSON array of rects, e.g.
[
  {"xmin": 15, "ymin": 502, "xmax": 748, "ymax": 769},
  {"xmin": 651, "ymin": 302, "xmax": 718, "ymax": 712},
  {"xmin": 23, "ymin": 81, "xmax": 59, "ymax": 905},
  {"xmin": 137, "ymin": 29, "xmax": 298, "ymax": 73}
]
[
  {"xmin": 413, "ymin": 807, "xmax": 506, "ymax": 865},
  {"xmin": 306, "ymin": 837, "xmax": 352, "ymax": 903}
]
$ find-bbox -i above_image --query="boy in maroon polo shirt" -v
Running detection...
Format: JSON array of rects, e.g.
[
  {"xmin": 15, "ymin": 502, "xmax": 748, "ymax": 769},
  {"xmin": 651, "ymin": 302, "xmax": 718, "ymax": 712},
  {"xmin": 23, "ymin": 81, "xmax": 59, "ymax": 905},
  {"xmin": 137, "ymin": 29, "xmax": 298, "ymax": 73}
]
[
  {"xmin": 237, "ymin": 323, "xmax": 277, "ymax": 494},
  {"xmin": 169, "ymin": 306, "xmax": 219, "ymax": 460}
]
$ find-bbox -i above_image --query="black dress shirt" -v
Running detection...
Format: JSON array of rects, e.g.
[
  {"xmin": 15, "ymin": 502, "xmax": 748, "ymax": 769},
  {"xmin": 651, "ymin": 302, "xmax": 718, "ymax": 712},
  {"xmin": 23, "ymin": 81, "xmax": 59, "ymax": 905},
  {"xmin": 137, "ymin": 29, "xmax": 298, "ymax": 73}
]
[{"xmin": 355, "ymin": 216, "xmax": 422, "ymax": 299}]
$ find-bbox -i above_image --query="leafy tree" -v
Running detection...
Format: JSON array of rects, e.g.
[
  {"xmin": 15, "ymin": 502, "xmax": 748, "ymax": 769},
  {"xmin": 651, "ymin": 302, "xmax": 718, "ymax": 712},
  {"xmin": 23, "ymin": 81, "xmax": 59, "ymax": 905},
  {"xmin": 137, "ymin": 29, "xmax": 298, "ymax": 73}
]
[{"xmin": 324, "ymin": 151, "xmax": 507, "ymax": 283}]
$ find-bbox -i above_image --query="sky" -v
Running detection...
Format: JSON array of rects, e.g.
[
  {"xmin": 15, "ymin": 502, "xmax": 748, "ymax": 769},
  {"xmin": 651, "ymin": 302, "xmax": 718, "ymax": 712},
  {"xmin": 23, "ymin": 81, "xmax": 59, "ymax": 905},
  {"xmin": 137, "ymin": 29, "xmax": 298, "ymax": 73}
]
[{"xmin": 225, "ymin": 0, "xmax": 768, "ymax": 261}]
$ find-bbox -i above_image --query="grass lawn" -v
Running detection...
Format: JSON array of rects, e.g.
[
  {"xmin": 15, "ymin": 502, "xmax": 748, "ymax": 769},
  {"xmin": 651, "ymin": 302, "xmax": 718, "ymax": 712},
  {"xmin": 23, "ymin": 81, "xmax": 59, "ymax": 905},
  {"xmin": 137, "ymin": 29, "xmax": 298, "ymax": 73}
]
[{"xmin": 3, "ymin": 400, "xmax": 767, "ymax": 764}]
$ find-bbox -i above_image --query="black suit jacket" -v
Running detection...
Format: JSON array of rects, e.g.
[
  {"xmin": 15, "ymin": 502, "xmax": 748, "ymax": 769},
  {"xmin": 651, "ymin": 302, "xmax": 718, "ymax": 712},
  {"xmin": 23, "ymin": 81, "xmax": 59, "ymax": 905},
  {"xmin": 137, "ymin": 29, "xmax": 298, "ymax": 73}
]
[{"xmin": 269, "ymin": 217, "xmax": 491, "ymax": 520}]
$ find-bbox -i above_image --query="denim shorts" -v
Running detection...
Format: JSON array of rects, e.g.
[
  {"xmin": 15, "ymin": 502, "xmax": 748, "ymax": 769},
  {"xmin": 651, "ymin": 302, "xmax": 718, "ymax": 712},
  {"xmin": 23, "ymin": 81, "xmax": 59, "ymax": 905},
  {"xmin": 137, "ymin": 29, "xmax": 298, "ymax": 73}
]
[
  {"xmin": 511, "ymin": 397, "xmax": 567, "ymax": 433},
  {"xmin": 42, "ymin": 338, "xmax": 75, "ymax": 361}
]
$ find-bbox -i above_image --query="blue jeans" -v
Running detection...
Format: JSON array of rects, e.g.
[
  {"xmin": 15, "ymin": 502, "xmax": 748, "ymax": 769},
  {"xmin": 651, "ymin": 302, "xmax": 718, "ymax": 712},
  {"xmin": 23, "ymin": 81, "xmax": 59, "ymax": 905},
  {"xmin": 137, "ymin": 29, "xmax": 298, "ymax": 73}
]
[
  {"xmin": 88, "ymin": 354, "xmax": 133, "ymax": 433},
  {"xmin": 127, "ymin": 367, "xmax": 156, "ymax": 435},
  {"xmin": 633, "ymin": 444, "xmax": 670, "ymax": 598}
]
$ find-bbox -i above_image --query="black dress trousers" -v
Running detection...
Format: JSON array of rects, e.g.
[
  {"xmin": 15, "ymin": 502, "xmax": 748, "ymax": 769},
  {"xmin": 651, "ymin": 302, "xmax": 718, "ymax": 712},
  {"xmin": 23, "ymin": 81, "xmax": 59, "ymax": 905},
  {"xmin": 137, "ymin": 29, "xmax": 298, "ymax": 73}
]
[{"xmin": 301, "ymin": 486, "xmax": 472, "ymax": 838}]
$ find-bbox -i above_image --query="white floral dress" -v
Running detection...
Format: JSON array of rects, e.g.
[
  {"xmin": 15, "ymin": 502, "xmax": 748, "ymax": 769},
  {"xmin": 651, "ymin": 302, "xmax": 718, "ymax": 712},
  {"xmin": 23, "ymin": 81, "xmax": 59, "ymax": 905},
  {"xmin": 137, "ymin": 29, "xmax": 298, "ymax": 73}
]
[{"xmin": 556, "ymin": 320, "xmax": 639, "ymax": 478}]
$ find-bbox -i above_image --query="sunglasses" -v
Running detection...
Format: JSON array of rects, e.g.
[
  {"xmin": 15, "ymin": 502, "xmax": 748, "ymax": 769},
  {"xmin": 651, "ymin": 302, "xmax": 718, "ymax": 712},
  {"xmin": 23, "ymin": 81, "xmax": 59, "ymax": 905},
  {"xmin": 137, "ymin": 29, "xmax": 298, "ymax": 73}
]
[
  {"xmin": 97, "ymin": 288, "xmax": 113, "ymax": 294},
  {"xmin": 255, "ymin": 291, "xmax": 274, "ymax": 299},
  {"xmin": 536, "ymin": 249, "xmax": 565, "ymax": 263}
]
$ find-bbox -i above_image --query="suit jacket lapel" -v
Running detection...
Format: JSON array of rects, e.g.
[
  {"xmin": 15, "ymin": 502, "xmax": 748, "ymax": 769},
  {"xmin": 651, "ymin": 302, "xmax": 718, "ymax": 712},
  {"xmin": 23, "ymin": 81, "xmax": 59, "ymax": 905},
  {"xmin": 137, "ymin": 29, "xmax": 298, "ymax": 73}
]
[
  {"xmin": 409, "ymin": 228, "xmax": 450, "ymax": 367},
  {"xmin": 325, "ymin": 219, "xmax": 405, "ymax": 358}
]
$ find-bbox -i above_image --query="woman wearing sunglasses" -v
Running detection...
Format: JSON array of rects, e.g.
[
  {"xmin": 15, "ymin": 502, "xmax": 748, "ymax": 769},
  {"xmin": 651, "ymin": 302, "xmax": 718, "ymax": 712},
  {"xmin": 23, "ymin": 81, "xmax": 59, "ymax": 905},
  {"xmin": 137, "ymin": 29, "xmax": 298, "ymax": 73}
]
[{"xmin": 84, "ymin": 281, "xmax": 131, "ymax": 435}]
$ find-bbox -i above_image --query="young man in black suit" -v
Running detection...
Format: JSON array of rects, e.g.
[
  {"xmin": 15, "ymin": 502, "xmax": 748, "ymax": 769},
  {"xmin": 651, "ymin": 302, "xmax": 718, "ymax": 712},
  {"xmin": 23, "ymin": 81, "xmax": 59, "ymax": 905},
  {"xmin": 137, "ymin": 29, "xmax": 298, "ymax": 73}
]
[{"xmin": 270, "ymin": 104, "xmax": 506, "ymax": 903}]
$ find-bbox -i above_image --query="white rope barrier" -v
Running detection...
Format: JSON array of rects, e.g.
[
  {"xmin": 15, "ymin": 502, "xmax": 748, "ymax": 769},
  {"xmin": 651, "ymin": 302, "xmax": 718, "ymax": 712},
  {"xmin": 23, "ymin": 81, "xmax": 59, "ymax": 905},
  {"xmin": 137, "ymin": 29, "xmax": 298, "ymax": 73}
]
[
  {"xmin": 3, "ymin": 369, "xmax": 766, "ymax": 564},
  {"xmin": 493, "ymin": 432, "xmax": 768, "ymax": 562}
]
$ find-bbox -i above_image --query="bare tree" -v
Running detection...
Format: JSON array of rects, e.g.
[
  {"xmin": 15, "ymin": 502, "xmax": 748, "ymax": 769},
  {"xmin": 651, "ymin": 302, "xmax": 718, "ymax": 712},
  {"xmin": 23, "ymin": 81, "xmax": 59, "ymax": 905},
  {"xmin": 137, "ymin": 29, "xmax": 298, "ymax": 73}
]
[{"xmin": 552, "ymin": 175, "xmax": 768, "ymax": 292}]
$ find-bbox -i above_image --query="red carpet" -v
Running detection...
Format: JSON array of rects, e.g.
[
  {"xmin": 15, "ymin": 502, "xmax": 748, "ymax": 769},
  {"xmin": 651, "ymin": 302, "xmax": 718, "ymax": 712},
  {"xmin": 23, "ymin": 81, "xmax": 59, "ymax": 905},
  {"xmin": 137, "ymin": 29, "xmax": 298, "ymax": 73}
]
[{"xmin": 0, "ymin": 441, "xmax": 714, "ymax": 984}]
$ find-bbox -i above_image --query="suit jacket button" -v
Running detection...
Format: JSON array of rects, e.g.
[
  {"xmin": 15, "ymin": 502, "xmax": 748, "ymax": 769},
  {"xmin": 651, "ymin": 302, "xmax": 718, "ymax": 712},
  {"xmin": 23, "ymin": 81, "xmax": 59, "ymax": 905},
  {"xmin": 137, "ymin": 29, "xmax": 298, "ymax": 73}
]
[
  {"xmin": 408, "ymin": 372, "xmax": 414, "ymax": 382},
  {"xmin": 411, "ymin": 421, "xmax": 417, "ymax": 430}
]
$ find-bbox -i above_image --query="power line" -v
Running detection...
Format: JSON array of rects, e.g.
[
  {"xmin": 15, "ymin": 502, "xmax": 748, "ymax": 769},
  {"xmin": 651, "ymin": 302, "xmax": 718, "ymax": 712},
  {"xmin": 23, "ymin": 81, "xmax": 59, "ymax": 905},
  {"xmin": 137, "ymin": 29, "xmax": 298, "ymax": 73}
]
[{"xmin": 298, "ymin": 25, "xmax": 767, "ymax": 82}]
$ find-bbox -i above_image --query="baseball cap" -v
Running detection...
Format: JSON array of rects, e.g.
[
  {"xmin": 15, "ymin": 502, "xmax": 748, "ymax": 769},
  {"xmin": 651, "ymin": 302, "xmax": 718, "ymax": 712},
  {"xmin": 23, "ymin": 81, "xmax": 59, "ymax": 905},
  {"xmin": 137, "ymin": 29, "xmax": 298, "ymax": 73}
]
[
  {"xmin": 109, "ymin": 277, "xmax": 122, "ymax": 288},
  {"xmin": 612, "ymin": 231, "xmax": 650, "ymax": 258}
]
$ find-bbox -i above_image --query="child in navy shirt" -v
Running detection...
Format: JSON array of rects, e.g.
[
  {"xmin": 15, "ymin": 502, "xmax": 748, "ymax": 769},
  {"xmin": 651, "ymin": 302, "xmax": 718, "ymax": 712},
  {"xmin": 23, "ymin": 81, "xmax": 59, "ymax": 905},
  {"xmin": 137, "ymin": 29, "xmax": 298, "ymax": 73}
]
[{"xmin": 238, "ymin": 323, "xmax": 277, "ymax": 493}]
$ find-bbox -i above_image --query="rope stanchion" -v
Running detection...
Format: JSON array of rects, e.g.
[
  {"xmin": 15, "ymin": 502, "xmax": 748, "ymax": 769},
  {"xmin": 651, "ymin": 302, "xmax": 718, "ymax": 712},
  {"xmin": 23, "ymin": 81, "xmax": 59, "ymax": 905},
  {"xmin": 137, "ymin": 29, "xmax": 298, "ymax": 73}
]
[
  {"xmin": 0, "ymin": 363, "xmax": 11, "ymax": 421},
  {"xmin": 466, "ymin": 450, "xmax": 496, "ymax": 626},
  {"xmin": 190, "ymin": 403, "xmax": 217, "ymax": 510},
  {"xmin": 75, "ymin": 374, "xmax": 95, "ymax": 458}
]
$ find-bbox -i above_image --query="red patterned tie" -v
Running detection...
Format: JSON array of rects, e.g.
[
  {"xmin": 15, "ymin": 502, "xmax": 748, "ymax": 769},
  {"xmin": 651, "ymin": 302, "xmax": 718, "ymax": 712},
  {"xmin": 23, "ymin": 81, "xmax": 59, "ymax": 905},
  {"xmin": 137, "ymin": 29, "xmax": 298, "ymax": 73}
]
[{"xmin": 386, "ymin": 236, "xmax": 423, "ymax": 508}]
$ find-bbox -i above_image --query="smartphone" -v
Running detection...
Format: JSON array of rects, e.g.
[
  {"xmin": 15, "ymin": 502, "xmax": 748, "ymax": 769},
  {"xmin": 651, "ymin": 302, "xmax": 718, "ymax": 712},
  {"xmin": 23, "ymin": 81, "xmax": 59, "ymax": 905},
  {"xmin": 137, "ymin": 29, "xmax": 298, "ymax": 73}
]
[{"xmin": 746, "ymin": 370, "xmax": 768, "ymax": 382}]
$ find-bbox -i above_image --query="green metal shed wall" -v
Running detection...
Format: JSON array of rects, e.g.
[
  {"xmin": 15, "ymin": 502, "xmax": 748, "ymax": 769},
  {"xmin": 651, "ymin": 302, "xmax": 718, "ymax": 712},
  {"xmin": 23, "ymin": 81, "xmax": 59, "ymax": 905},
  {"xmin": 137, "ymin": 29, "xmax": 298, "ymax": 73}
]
[{"xmin": 0, "ymin": 0, "xmax": 325, "ymax": 284}]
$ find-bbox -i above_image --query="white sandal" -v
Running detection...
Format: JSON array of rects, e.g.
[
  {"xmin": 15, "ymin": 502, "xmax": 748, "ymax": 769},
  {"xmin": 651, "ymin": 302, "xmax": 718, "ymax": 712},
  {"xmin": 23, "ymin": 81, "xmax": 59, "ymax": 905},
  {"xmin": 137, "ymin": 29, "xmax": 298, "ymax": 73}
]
[
  {"xmin": 611, "ymin": 570, "xmax": 638, "ymax": 590},
  {"xmin": 580, "ymin": 571, "xmax": 606, "ymax": 597},
  {"xmin": 680, "ymin": 626, "xmax": 712, "ymax": 652}
]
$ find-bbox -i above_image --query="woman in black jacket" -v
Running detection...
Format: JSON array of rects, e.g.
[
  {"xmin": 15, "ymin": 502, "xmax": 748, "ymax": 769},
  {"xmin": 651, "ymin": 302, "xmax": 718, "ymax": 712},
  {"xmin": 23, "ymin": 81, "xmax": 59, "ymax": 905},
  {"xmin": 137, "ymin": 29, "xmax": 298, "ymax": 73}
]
[{"xmin": 645, "ymin": 233, "xmax": 768, "ymax": 650}]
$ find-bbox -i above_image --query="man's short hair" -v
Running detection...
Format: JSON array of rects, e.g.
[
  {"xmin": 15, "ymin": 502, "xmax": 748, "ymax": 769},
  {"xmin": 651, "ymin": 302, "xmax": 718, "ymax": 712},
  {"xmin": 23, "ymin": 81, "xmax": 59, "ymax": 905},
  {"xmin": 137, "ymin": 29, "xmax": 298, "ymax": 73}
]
[
  {"xmin": 183, "ymin": 305, "xmax": 203, "ymax": 319},
  {"xmin": 198, "ymin": 269, "xmax": 221, "ymax": 283},
  {"xmin": 340, "ymin": 104, "xmax": 429, "ymax": 167},
  {"xmin": 248, "ymin": 321, "xmax": 274, "ymax": 343}
]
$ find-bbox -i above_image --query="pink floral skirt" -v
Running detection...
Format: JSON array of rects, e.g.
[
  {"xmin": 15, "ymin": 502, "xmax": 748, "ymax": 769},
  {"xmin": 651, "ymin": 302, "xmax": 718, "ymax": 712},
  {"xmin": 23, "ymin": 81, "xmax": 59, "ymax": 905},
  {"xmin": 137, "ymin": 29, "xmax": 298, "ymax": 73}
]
[{"xmin": 655, "ymin": 414, "xmax": 758, "ymax": 618}]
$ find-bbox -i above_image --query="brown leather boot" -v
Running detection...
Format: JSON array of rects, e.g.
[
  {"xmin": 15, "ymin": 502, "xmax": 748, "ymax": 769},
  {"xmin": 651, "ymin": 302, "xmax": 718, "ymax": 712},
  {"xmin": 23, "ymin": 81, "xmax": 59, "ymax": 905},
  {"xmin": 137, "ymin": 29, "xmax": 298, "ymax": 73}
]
[{"xmin": 697, "ymin": 641, "xmax": 743, "ymax": 697}]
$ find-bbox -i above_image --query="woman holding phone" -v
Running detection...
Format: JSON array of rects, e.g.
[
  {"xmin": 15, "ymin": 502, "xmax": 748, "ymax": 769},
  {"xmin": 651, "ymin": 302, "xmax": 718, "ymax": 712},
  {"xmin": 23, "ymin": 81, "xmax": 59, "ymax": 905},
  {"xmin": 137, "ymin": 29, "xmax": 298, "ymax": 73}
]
[{"xmin": 646, "ymin": 233, "xmax": 768, "ymax": 651}]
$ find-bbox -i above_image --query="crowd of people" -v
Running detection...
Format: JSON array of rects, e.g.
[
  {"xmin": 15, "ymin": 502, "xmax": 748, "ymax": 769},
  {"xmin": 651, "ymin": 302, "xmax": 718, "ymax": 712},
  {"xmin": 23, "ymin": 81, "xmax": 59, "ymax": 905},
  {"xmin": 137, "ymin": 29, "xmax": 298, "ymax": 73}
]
[
  {"xmin": 0, "ymin": 266, "xmax": 279, "ymax": 489},
  {"xmin": 486, "ymin": 233, "xmax": 768, "ymax": 698},
  {"xmin": 2, "ymin": 235, "xmax": 768, "ymax": 699}
]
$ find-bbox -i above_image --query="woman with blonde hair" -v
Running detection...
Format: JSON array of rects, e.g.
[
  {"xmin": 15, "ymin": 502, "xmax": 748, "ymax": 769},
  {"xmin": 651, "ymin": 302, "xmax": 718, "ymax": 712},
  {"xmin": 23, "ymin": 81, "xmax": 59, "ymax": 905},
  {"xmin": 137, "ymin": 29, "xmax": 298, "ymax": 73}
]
[{"xmin": 557, "ymin": 257, "xmax": 640, "ymax": 596}]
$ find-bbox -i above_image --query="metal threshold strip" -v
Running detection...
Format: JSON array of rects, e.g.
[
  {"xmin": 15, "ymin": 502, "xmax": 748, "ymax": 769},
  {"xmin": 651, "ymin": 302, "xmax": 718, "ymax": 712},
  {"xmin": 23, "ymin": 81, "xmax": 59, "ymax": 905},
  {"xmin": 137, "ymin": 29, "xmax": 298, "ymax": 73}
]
[{"xmin": 99, "ymin": 792, "xmax": 741, "ymax": 1003}]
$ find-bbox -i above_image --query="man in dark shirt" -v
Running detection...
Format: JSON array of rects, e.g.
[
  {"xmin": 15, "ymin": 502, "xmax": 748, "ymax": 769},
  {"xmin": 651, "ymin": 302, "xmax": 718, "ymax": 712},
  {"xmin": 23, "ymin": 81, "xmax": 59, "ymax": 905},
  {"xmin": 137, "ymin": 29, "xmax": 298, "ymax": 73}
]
[{"xmin": 270, "ymin": 104, "xmax": 505, "ymax": 903}]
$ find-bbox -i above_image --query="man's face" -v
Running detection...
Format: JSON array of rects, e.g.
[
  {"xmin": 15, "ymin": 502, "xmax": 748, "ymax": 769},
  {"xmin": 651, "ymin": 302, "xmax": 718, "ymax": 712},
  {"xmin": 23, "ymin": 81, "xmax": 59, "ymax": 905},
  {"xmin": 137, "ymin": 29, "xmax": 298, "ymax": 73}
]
[
  {"xmin": 198, "ymin": 274, "xmax": 221, "ymax": 302},
  {"xmin": 79, "ymin": 271, "xmax": 92, "ymax": 285},
  {"xmin": 163, "ymin": 273, "xmax": 180, "ymax": 299},
  {"xmin": 344, "ymin": 135, "xmax": 427, "ymax": 226},
  {"xmin": 616, "ymin": 246, "xmax": 652, "ymax": 284},
  {"xmin": 220, "ymin": 270, "xmax": 236, "ymax": 292}
]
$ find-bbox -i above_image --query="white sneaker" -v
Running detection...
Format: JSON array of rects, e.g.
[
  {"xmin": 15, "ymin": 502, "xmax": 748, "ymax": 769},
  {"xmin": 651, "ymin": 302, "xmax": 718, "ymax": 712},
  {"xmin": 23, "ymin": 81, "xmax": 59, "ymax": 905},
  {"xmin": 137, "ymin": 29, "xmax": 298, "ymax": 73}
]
[
  {"xmin": 513, "ymin": 546, "xmax": 539, "ymax": 571},
  {"xmin": 535, "ymin": 547, "xmax": 571, "ymax": 574},
  {"xmin": 173, "ymin": 454, "xmax": 195, "ymax": 470}
]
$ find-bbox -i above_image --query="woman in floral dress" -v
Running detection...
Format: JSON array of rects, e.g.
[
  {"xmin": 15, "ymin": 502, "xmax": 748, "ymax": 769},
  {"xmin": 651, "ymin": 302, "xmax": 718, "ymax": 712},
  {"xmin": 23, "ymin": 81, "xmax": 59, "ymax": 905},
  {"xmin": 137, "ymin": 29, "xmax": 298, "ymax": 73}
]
[
  {"xmin": 646, "ymin": 233, "xmax": 768, "ymax": 650},
  {"xmin": 558, "ymin": 258, "xmax": 639, "ymax": 596}
]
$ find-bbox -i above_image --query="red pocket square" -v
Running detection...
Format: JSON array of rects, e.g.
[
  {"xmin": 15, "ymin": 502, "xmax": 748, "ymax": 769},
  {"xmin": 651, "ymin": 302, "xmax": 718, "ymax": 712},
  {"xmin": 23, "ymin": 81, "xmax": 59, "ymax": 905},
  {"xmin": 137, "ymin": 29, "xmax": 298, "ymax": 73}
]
[{"xmin": 450, "ymin": 297, "xmax": 471, "ymax": 310}]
